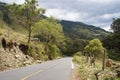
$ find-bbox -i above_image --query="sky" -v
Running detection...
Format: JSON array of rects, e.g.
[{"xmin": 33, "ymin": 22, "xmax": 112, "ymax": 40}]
[{"xmin": 1, "ymin": 0, "xmax": 120, "ymax": 31}]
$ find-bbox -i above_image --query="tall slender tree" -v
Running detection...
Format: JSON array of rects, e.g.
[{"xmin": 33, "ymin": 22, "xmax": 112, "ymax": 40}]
[
  {"xmin": 7, "ymin": 0, "xmax": 45, "ymax": 45},
  {"xmin": 111, "ymin": 18, "xmax": 120, "ymax": 34},
  {"xmin": 84, "ymin": 39, "xmax": 104, "ymax": 66}
]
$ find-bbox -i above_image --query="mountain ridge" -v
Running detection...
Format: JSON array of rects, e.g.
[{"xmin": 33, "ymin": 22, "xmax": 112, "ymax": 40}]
[
  {"xmin": 0, "ymin": 2, "xmax": 109, "ymax": 40},
  {"xmin": 60, "ymin": 20, "xmax": 109, "ymax": 40}
]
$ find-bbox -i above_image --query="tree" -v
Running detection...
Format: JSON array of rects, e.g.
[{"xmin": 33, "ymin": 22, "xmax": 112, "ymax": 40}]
[
  {"xmin": 111, "ymin": 18, "xmax": 120, "ymax": 34},
  {"xmin": 103, "ymin": 33, "xmax": 120, "ymax": 60},
  {"xmin": 103, "ymin": 18, "xmax": 120, "ymax": 61},
  {"xmin": 6, "ymin": 0, "xmax": 45, "ymax": 45},
  {"xmin": 84, "ymin": 39, "xmax": 104, "ymax": 66},
  {"xmin": 33, "ymin": 17, "xmax": 67, "ymax": 55},
  {"xmin": 33, "ymin": 17, "xmax": 65, "ymax": 44}
]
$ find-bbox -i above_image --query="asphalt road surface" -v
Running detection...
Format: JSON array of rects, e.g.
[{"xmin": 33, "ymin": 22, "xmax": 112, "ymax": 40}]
[{"xmin": 0, "ymin": 57, "xmax": 73, "ymax": 80}]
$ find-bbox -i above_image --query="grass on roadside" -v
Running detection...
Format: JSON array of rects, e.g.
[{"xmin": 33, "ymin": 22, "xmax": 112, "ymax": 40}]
[
  {"xmin": 73, "ymin": 52, "xmax": 103, "ymax": 80},
  {"xmin": 73, "ymin": 52, "xmax": 120, "ymax": 80}
]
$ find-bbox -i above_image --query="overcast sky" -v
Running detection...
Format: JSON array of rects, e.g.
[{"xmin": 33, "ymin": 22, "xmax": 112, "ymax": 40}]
[{"xmin": 1, "ymin": 0, "xmax": 120, "ymax": 31}]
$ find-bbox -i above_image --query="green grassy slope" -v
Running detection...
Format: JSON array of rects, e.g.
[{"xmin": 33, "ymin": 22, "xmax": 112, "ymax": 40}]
[{"xmin": 60, "ymin": 20, "xmax": 109, "ymax": 40}]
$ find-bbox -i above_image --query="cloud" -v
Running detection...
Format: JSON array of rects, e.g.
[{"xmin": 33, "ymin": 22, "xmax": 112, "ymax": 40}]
[
  {"xmin": 45, "ymin": 9, "xmax": 88, "ymax": 21},
  {"xmin": 38, "ymin": 0, "xmax": 120, "ymax": 31},
  {"xmin": 1, "ymin": 0, "xmax": 120, "ymax": 31},
  {"xmin": 0, "ymin": 0, "xmax": 25, "ymax": 4},
  {"xmin": 100, "ymin": 12, "xmax": 120, "ymax": 20}
]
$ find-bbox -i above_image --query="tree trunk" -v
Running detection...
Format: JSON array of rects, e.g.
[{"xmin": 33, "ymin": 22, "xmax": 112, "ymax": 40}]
[
  {"xmin": 95, "ymin": 73, "xmax": 99, "ymax": 80},
  {"xmin": 90, "ymin": 52, "xmax": 92, "ymax": 66},
  {"xmin": 28, "ymin": 26, "xmax": 32, "ymax": 45},
  {"xmin": 95, "ymin": 70, "xmax": 102, "ymax": 80},
  {"xmin": 91, "ymin": 55, "xmax": 95, "ymax": 66},
  {"xmin": 86, "ymin": 53, "xmax": 89, "ymax": 63},
  {"xmin": 102, "ymin": 49, "xmax": 106, "ymax": 71}
]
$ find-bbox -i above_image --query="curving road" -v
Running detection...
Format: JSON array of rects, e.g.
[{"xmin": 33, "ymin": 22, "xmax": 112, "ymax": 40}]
[{"xmin": 0, "ymin": 57, "xmax": 73, "ymax": 80}]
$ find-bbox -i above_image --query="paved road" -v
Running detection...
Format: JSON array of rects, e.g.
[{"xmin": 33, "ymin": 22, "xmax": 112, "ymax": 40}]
[{"xmin": 0, "ymin": 57, "xmax": 73, "ymax": 80}]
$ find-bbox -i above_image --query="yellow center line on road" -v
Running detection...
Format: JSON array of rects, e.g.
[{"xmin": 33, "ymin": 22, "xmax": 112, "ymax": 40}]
[
  {"xmin": 21, "ymin": 70, "xmax": 43, "ymax": 80},
  {"xmin": 21, "ymin": 59, "xmax": 68, "ymax": 80}
]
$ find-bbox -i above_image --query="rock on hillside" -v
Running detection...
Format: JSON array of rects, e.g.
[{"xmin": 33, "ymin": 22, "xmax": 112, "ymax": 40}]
[{"xmin": 0, "ymin": 46, "xmax": 35, "ymax": 71}]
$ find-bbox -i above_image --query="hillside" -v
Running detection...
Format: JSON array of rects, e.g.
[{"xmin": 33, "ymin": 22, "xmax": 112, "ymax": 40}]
[
  {"xmin": 0, "ymin": 2, "xmax": 109, "ymax": 40},
  {"xmin": 60, "ymin": 20, "xmax": 109, "ymax": 40},
  {"xmin": 0, "ymin": 1, "xmax": 110, "ymax": 56}
]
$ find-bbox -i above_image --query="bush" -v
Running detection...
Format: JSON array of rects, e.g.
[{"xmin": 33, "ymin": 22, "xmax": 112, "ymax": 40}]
[
  {"xmin": 75, "ymin": 51, "xmax": 82, "ymax": 56},
  {"xmin": 0, "ymin": 32, "xmax": 2, "ymax": 36},
  {"xmin": 28, "ymin": 43, "xmax": 62, "ymax": 61},
  {"xmin": 108, "ymin": 49, "xmax": 120, "ymax": 61},
  {"xmin": 47, "ymin": 44, "xmax": 62, "ymax": 59},
  {"xmin": 73, "ymin": 52, "xmax": 83, "ymax": 64}
]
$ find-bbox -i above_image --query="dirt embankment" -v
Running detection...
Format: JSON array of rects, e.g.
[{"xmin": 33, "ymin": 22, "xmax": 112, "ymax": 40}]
[
  {"xmin": 72, "ymin": 66, "xmax": 81, "ymax": 80},
  {"xmin": 0, "ymin": 37, "xmax": 35, "ymax": 71}
]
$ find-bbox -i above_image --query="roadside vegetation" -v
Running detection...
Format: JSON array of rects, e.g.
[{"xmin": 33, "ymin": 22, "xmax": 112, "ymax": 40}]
[
  {"xmin": 73, "ymin": 52, "xmax": 102, "ymax": 80},
  {"xmin": 0, "ymin": 1, "xmax": 120, "ymax": 80},
  {"xmin": 73, "ymin": 18, "xmax": 120, "ymax": 80},
  {"xmin": 73, "ymin": 52, "xmax": 120, "ymax": 80},
  {"xmin": 0, "ymin": 0, "xmax": 90, "ymax": 70}
]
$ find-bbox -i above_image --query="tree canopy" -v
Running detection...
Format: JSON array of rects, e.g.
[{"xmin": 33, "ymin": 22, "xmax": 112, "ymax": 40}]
[
  {"xmin": 6, "ymin": 0, "xmax": 45, "ymax": 44},
  {"xmin": 111, "ymin": 18, "xmax": 120, "ymax": 34},
  {"xmin": 103, "ymin": 18, "xmax": 120, "ymax": 60},
  {"xmin": 33, "ymin": 17, "xmax": 65, "ymax": 44},
  {"xmin": 84, "ymin": 39, "xmax": 104, "ymax": 57}
]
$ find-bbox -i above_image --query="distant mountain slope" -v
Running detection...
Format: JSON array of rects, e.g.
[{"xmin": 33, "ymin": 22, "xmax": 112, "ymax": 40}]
[
  {"xmin": 0, "ymin": 2, "xmax": 6, "ymax": 11},
  {"xmin": 0, "ymin": 2, "xmax": 109, "ymax": 40},
  {"xmin": 0, "ymin": 2, "xmax": 28, "ymax": 35},
  {"xmin": 60, "ymin": 20, "xmax": 109, "ymax": 40}
]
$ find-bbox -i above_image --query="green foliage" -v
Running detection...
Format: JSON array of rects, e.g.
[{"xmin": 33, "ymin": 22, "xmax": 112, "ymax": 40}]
[
  {"xmin": 0, "ymin": 1, "xmax": 110, "ymax": 60},
  {"xmin": 0, "ymin": 1, "xmax": 109, "ymax": 57},
  {"xmin": 33, "ymin": 18, "xmax": 65, "ymax": 43},
  {"xmin": 28, "ymin": 42, "xmax": 62, "ymax": 60},
  {"xmin": 2, "ymin": 10, "xmax": 12, "ymax": 25},
  {"xmin": 103, "ymin": 34, "xmax": 120, "ymax": 61},
  {"xmin": 65, "ymin": 38, "xmax": 88, "ymax": 56},
  {"xmin": 0, "ymin": 32, "xmax": 2, "ymax": 36},
  {"xmin": 73, "ymin": 52, "xmax": 83, "ymax": 64},
  {"xmin": 103, "ymin": 77, "xmax": 118, "ymax": 80},
  {"xmin": 60, "ymin": 20, "xmax": 109, "ymax": 40},
  {"xmin": 73, "ymin": 54, "xmax": 103, "ymax": 80},
  {"xmin": 84, "ymin": 39, "xmax": 104, "ymax": 57},
  {"xmin": 0, "ymin": 2, "xmax": 12, "ymax": 25},
  {"xmin": 103, "ymin": 18, "xmax": 120, "ymax": 61},
  {"xmin": 33, "ymin": 17, "xmax": 68, "ymax": 55},
  {"xmin": 6, "ymin": 0, "xmax": 45, "ymax": 44},
  {"xmin": 111, "ymin": 18, "xmax": 120, "ymax": 34},
  {"xmin": 47, "ymin": 44, "xmax": 62, "ymax": 59}
]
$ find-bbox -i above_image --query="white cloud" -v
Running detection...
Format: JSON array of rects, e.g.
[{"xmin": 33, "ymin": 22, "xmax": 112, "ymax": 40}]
[
  {"xmin": 45, "ymin": 9, "xmax": 65, "ymax": 18},
  {"xmin": 1, "ymin": 0, "xmax": 120, "ymax": 31},
  {"xmin": 103, "ymin": 25, "xmax": 111, "ymax": 31},
  {"xmin": 77, "ymin": 0, "xmax": 119, "ymax": 4},
  {"xmin": 0, "ymin": 0, "xmax": 25, "ymax": 4},
  {"xmin": 65, "ymin": 12, "xmax": 80, "ymax": 21},
  {"xmin": 101, "ymin": 12, "xmax": 120, "ymax": 20},
  {"xmin": 45, "ymin": 9, "xmax": 80, "ymax": 21},
  {"xmin": 16, "ymin": 0, "xmax": 25, "ymax": 4},
  {"xmin": 89, "ymin": 22, "xmax": 112, "ymax": 31}
]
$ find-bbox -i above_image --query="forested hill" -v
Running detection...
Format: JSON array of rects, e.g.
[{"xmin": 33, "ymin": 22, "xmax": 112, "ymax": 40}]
[
  {"xmin": 0, "ymin": 2, "xmax": 109, "ymax": 40},
  {"xmin": 60, "ymin": 20, "xmax": 109, "ymax": 40}
]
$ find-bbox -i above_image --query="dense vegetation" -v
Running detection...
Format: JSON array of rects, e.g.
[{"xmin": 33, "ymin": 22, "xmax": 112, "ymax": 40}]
[
  {"xmin": 1, "ymin": 0, "xmax": 119, "ymax": 61},
  {"xmin": 0, "ymin": 1, "xmax": 120, "ymax": 79},
  {"xmin": 60, "ymin": 20, "xmax": 109, "ymax": 40},
  {"xmin": 6, "ymin": 0, "xmax": 45, "ymax": 45},
  {"xmin": 84, "ymin": 39, "xmax": 104, "ymax": 67},
  {"xmin": 0, "ymin": 1, "xmax": 88, "ymax": 57},
  {"xmin": 73, "ymin": 37, "xmax": 120, "ymax": 80},
  {"xmin": 103, "ymin": 18, "xmax": 120, "ymax": 61}
]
